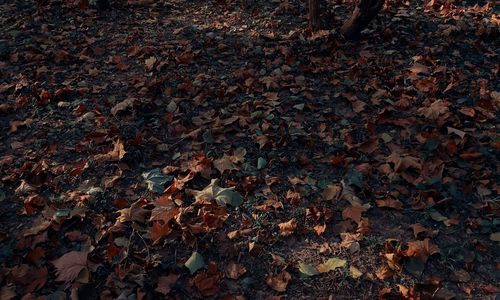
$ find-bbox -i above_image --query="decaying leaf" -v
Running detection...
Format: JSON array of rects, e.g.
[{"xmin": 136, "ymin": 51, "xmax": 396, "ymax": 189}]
[
  {"xmin": 51, "ymin": 251, "xmax": 88, "ymax": 283},
  {"xmin": 278, "ymin": 218, "xmax": 297, "ymax": 236},
  {"xmin": 189, "ymin": 179, "xmax": 243, "ymax": 207},
  {"xmin": 265, "ymin": 271, "xmax": 291, "ymax": 292},
  {"xmin": 316, "ymin": 257, "xmax": 347, "ymax": 273}
]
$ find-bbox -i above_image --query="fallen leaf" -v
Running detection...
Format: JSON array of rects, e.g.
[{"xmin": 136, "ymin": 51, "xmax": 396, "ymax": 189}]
[
  {"xmin": 185, "ymin": 251, "xmax": 205, "ymax": 274},
  {"xmin": 316, "ymin": 258, "xmax": 346, "ymax": 273},
  {"xmin": 51, "ymin": 251, "xmax": 88, "ymax": 283},
  {"xmin": 278, "ymin": 218, "xmax": 297, "ymax": 236},
  {"xmin": 418, "ymin": 100, "xmax": 449, "ymax": 120},
  {"xmin": 342, "ymin": 204, "xmax": 369, "ymax": 224},
  {"xmin": 94, "ymin": 139, "xmax": 126, "ymax": 162},
  {"xmin": 349, "ymin": 266, "xmax": 363, "ymax": 279},
  {"xmin": 376, "ymin": 198, "xmax": 403, "ymax": 209},
  {"xmin": 409, "ymin": 223, "xmax": 429, "ymax": 238},
  {"xmin": 489, "ymin": 232, "xmax": 500, "ymax": 242},
  {"xmin": 298, "ymin": 262, "xmax": 319, "ymax": 277},
  {"xmin": 189, "ymin": 179, "xmax": 243, "ymax": 207},
  {"xmin": 225, "ymin": 262, "xmax": 246, "ymax": 279},
  {"xmin": 193, "ymin": 271, "xmax": 220, "ymax": 296},
  {"xmin": 145, "ymin": 56, "xmax": 157, "ymax": 71},
  {"xmin": 450, "ymin": 269, "xmax": 471, "ymax": 283},
  {"xmin": 266, "ymin": 271, "xmax": 291, "ymax": 292},
  {"xmin": 142, "ymin": 168, "xmax": 173, "ymax": 193},
  {"xmin": 111, "ymin": 98, "xmax": 135, "ymax": 115},
  {"xmin": 155, "ymin": 274, "xmax": 179, "ymax": 295},
  {"xmin": 322, "ymin": 184, "xmax": 342, "ymax": 200}
]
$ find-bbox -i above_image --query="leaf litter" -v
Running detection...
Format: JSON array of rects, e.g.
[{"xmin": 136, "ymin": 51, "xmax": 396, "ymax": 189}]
[{"xmin": 0, "ymin": 0, "xmax": 498, "ymax": 298}]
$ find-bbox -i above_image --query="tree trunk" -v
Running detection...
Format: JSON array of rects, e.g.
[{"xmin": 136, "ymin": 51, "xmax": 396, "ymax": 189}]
[
  {"xmin": 340, "ymin": 0, "xmax": 385, "ymax": 39},
  {"xmin": 309, "ymin": 0, "xmax": 328, "ymax": 31}
]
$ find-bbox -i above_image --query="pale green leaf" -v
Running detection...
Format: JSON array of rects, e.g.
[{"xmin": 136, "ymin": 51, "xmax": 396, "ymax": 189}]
[
  {"xmin": 185, "ymin": 251, "xmax": 204, "ymax": 274},
  {"xmin": 298, "ymin": 262, "xmax": 319, "ymax": 277}
]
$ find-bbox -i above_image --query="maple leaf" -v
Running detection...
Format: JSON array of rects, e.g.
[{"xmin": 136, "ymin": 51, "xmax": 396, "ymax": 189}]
[
  {"xmin": 265, "ymin": 271, "xmax": 291, "ymax": 292},
  {"xmin": 224, "ymin": 262, "xmax": 246, "ymax": 279},
  {"xmin": 149, "ymin": 195, "xmax": 180, "ymax": 223},
  {"xmin": 193, "ymin": 271, "xmax": 220, "ymax": 296},
  {"xmin": 417, "ymin": 99, "xmax": 450, "ymax": 120},
  {"xmin": 213, "ymin": 148, "xmax": 247, "ymax": 172},
  {"xmin": 278, "ymin": 218, "xmax": 297, "ymax": 236},
  {"xmin": 406, "ymin": 238, "xmax": 440, "ymax": 261},
  {"xmin": 116, "ymin": 199, "xmax": 149, "ymax": 224},
  {"xmin": 151, "ymin": 221, "xmax": 173, "ymax": 243},
  {"xmin": 213, "ymin": 155, "xmax": 237, "ymax": 174},
  {"xmin": 189, "ymin": 179, "xmax": 243, "ymax": 207},
  {"xmin": 51, "ymin": 251, "xmax": 88, "ymax": 282},
  {"xmin": 94, "ymin": 139, "xmax": 126, "ymax": 162},
  {"xmin": 342, "ymin": 204, "xmax": 370, "ymax": 224}
]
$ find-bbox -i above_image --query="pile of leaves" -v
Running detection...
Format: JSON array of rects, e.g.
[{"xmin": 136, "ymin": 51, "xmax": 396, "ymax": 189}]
[{"xmin": 0, "ymin": 0, "xmax": 498, "ymax": 298}]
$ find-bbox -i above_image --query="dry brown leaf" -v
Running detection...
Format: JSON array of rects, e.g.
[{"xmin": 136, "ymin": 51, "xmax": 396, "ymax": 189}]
[
  {"xmin": 193, "ymin": 271, "xmax": 220, "ymax": 296},
  {"xmin": 111, "ymin": 98, "xmax": 135, "ymax": 115},
  {"xmin": 376, "ymin": 198, "xmax": 403, "ymax": 210},
  {"xmin": 225, "ymin": 262, "xmax": 247, "ymax": 280},
  {"xmin": 51, "ymin": 251, "xmax": 88, "ymax": 282},
  {"xmin": 95, "ymin": 139, "xmax": 126, "ymax": 162},
  {"xmin": 278, "ymin": 218, "xmax": 297, "ymax": 236},
  {"xmin": 265, "ymin": 271, "xmax": 291, "ymax": 292},
  {"xmin": 409, "ymin": 223, "xmax": 429, "ymax": 238},
  {"xmin": 418, "ymin": 99, "xmax": 449, "ymax": 120},
  {"xmin": 155, "ymin": 274, "xmax": 179, "ymax": 295},
  {"xmin": 342, "ymin": 204, "xmax": 369, "ymax": 224},
  {"xmin": 322, "ymin": 184, "xmax": 342, "ymax": 200},
  {"xmin": 406, "ymin": 238, "xmax": 440, "ymax": 261},
  {"xmin": 151, "ymin": 221, "xmax": 173, "ymax": 243}
]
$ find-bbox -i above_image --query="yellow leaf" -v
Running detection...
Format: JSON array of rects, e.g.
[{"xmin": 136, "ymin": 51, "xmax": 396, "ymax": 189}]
[
  {"xmin": 316, "ymin": 257, "xmax": 346, "ymax": 273},
  {"xmin": 349, "ymin": 266, "xmax": 363, "ymax": 279}
]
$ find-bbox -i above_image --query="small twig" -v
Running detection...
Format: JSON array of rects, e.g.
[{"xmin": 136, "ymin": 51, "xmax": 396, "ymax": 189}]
[
  {"xmin": 125, "ymin": 228, "xmax": 136, "ymax": 258},
  {"xmin": 135, "ymin": 230, "xmax": 151, "ymax": 260}
]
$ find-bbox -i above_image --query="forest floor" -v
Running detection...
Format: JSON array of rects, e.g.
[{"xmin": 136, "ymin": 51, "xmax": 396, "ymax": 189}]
[{"xmin": 0, "ymin": 0, "xmax": 499, "ymax": 299}]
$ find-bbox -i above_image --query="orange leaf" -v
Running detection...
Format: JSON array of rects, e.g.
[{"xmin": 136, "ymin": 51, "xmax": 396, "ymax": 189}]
[
  {"xmin": 278, "ymin": 218, "xmax": 297, "ymax": 236},
  {"xmin": 342, "ymin": 204, "xmax": 369, "ymax": 224},
  {"xmin": 151, "ymin": 222, "xmax": 173, "ymax": 243},
  {"xmin": 406, "ymin": 238, "xmax": 440, "ymax": 261},
  {"xmin": 193, "ymin": 271, "xmax": 220, "ymax": 296}
]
